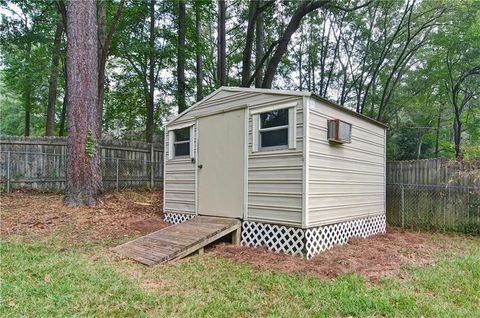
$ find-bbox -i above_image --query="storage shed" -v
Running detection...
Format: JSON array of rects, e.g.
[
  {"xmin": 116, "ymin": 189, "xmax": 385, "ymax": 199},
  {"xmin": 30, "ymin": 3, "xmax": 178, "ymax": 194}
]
[{"xmin": 163, "ymin": 87, "xmax": 387, "ymax": 258}]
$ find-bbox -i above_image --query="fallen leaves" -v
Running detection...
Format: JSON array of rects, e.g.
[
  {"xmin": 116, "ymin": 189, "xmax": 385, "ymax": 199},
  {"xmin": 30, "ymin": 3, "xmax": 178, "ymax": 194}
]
[{"xmin": 0, "ymin": 189, "xmax": 168, "ymax": 245}]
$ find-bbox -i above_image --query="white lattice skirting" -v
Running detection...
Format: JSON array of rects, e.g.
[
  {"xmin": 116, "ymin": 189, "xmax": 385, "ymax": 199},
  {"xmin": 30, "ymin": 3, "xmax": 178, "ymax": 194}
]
[
  {"xmin": 163, "ymin": 212, "xmax": 195, "ymax": 224},
  {"xmin": 242, "ymin": 214, "xmax": 386, "ymax": 259},
  {"xmin": 241, "ymin": 221, "xmax": 305, "ymax": 256},
  {"xmin": 305, "ymin": 214, "xmax": 386, "ymax": 259}
]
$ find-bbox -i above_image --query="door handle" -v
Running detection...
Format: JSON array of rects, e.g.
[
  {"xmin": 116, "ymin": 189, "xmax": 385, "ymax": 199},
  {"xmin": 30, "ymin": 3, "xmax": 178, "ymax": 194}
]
[{"xmin": 198, "ymin": 164, "xmax": 203, "ymax": 169}]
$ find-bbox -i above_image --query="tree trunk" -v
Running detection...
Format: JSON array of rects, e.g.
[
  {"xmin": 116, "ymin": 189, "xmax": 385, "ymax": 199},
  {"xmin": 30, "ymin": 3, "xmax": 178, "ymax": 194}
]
[
  {"xmin": 434, "ymin": 107, "xmax": 442, "ymax": 157},
  {"xmin": 24, "ymin": 110, "xmax": 30, "ymax": 136},
  {"xmin": 97, "ymin": 0, "xmax": 125, "ymax": 136},
  {"xmin": 146, "ymin": 0, "xmax": 156, "ymax": 142},
  {"xmin": 261, "ymin": 1, "xmax": 331, "ymax": 88},
  {"xmin": 59, "ymin": 92, "xmax": 67, "ymax": 136},
  {"xmin": 195, "ymin": 2, "xmax": 204, "ymax": 101},
  {"xmin": 24, "ymin": 39, "xmax": 32, "ymax": 137},
  {"xmin": 298, "ymin": 24, "xmax": 304, "ymax": 91},
  {"xmin": 453, "ymin": 119, "xmax": 462, "ymax": 159},
  {"xmin": 217, "ymin": 0, "xmax": 227, "ymax": 86},
  {"xmin": 97, "ymin": 0, "xmax": 106, "ymax": 136},
  {"xmin": 240, "ymin": 0, "xmax": 257, "ymax": 87},
  {"xmin": 177, "ymin": 0, "xmax": 187, "ymax": 113},
  {"xmin": 46, "ymin": 21, "xmax": 64, "ymax": 136},
  {"xmin": 255, "ymin": 0, "xmax": 265, "ymax": 88},
  {"xmin": 59, "ymin": 60, "xmax": 67, "ymax": 137},
  {"xmin": 64, "ymin": 0, "xmax": 101, "ymax": 207}
]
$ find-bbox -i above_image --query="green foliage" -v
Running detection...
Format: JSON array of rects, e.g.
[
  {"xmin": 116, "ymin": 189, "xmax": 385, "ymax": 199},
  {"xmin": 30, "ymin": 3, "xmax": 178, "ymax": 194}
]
[
  {"xmin": 0, "ymin": 1, "xmax": 64, "ymax": 135},
  {"xmin": 0, "ymin": 0, "xmax": 478, "ymax": 159},
  {"xmin": 85, "ymin": 130, "xmax": 97, "ymax": 158}
]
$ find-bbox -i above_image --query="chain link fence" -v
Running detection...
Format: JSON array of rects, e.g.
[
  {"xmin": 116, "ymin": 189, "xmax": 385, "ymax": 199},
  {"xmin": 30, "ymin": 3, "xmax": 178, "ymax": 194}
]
[
  {"xmin": 387, "ymin": 183, "xmax": 480, "ymax": 234},
  {"xmin": 0, "ymin": 151, "xmax": 163, "ymax": 192}
]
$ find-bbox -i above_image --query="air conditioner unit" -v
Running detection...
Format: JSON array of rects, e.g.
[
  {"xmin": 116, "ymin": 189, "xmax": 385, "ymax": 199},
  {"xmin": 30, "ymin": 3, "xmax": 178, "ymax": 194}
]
[{"xmin": 327, "ymin": 119, "xmax": 352, "ymax": 144}]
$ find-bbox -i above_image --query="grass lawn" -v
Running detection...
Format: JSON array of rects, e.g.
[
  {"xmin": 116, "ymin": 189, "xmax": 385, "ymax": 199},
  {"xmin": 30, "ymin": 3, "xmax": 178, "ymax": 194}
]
[
  {"xmin": 1, "ymin": 235, "xmax": 479, "ymax": 317},
  {"xmin": 1, "ymin": 191, "xmax": 479, "ymax": 317}
]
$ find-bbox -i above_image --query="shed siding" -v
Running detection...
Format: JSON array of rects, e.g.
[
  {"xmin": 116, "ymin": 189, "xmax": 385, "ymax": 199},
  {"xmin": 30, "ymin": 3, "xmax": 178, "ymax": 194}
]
[
  {"xmin": 307, "ymin": 98, "xmax": 386, "ymax": 227},
  {"xmin": 164, "ymin": 125, "xmax": 196, "ymax": 214},
  {"xmin": 165, "ymin": 89, "xmax": 386, "ymax": 228},
  {"xmin": 165, "ymin": 91, "xmax": 305, "ymax": 227},
  {"xmin": 165, "ymin": 91, "xmax": 303, "ymax": 226},
  {"xmin": 247, "ymin": 96, "xmax": 304, "ymax": 226}
]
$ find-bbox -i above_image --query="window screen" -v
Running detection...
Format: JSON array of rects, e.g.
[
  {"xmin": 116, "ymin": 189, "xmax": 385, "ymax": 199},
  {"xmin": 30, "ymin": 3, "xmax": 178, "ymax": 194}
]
[
  {"xmin": 259, "ymin": 109, "xmax": 289, "ymax": 148},
  {"xmin": 173, "ymin": 127, "xmax": 190, "ymax": 157}
]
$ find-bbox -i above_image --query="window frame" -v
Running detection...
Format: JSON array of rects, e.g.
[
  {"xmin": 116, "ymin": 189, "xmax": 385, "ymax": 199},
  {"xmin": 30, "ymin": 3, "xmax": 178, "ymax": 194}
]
[
  {"xmin": 168, "ymin": 124, "xmax": 194, "ymax": 160},
  {"xmin": 251, "ymin": 102, "xmax": 297, "ymax": 152}
]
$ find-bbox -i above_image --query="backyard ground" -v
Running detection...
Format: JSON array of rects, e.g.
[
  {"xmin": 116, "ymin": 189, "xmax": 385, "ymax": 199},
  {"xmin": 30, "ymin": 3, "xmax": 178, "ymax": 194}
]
[{"xmin": 1, "ymin": 189, "xmax": 479, "ymax": 317}]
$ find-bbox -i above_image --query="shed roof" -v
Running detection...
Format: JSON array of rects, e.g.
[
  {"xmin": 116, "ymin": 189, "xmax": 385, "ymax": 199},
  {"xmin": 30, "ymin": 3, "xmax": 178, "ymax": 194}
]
[{"xmin": 166, "ymin": 87, "xmax": 386, "ymax": 128}]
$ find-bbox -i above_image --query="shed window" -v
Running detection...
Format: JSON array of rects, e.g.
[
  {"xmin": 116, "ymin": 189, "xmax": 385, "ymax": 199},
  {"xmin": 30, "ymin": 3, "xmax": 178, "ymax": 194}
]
[
  {"xmin": 259, "ymin": 109, "xmax": 289, "ymax": 149},
  {"xmin": 173, "ymin": 127, "xmax": 190, "ymax": 157}
]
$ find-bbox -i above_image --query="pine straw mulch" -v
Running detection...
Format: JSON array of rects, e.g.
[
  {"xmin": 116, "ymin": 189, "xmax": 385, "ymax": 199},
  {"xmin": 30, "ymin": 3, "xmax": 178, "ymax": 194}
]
[
  {"xmin": 210, "ymin": 226, "xmax": 476, "ymax": 282},
  {"xmin": 1, "ymin": 190, "xmax": 476, "ymax": 282},
  {"xmin": 0, "ymin": 189, "xmax": 168, "ymax": 245}
]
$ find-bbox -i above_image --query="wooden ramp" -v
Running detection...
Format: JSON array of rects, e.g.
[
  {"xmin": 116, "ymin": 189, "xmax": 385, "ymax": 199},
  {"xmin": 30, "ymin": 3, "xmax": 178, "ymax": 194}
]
[{"xmin": 113, "ymin": 216, "xmax": 241, "ymax": 266}]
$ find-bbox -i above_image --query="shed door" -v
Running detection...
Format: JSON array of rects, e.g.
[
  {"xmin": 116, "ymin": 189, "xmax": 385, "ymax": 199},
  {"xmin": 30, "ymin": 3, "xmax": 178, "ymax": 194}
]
[{"xmin": 197, "ymin": 108, "xmax": 245, "ymax": 218}]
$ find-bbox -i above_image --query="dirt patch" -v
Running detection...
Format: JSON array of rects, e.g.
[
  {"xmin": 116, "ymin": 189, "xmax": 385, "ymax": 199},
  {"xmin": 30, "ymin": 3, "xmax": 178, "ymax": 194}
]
[
  {"xmin": 0, "ymin": 189, "xmax": 167, "ymax": 244},
  {"xmin": 1, "ymin": 190, "xmax": 473, "ymax": 282},
  {"xmin": 211, "ymin": 227, "xmax": 460, "ymax": 282}
]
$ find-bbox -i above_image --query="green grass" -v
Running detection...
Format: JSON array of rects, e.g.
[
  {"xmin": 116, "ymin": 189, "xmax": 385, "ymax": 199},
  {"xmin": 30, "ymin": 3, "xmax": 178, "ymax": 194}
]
[{"xmin": 1, "ymin": 236, "xmax": 479, "ymax": 317}]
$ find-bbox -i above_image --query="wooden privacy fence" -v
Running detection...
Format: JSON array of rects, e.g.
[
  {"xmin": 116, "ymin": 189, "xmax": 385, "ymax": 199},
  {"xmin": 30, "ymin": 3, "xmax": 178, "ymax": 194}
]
[
  {"xmin": 0, "ymin": 136, "xmax": 164, "ymax": 192},
  {"xmin": 387, "ymin": 158, "xmax": 480, "ymax": 187},
  {"xmin": 386, "ymin": 159, "xmax": 480, "ymax": 234}
]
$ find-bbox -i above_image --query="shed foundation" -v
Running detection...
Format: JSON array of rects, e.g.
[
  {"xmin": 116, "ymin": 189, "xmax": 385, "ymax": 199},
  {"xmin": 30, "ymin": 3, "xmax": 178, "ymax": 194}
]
[{"xmin": 163, "ymin": 212, "xmax": 386, "ymax": 259}]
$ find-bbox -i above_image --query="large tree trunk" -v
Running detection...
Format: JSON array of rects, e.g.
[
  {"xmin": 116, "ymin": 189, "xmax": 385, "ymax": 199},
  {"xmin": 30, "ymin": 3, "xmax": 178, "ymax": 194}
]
[
  {"xmin": 146, "ymin": 0, "xmax": 156, "ymax": 142},
  {"xmin": 64, "ymin": 0, "xmax": 101, "ymax": 207},
  {"xmin": 217, "ymin": 0, "xmax": 227, "ymax": 86},
  {"xmin": 255, "ymin": 0, "xmax": 265, "ymax": 88},
  {"xmin": 195, "ymin": 2, "xmax": 204, "ymax": 101},
  {"xmin": 177, "ymin": 0, "xmax": 187, "ymax": 113},
  {"xmin": 46, "ymin": 21, "xmax": 64, "ymax": 136}
]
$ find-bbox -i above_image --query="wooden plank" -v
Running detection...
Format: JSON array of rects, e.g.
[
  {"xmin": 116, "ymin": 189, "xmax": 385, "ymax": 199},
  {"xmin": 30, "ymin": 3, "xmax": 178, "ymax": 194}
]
[
  {"xmin": 114, "ymin": 245, "xmax": 162, "ymax": 265},
  {"xmin": 171, "ymin": 223, "xmax": 241, "ymax": 262},
  {"xmin": 232, "ymin": 228, "xmax": 241, "ymax": 245},
  {"xmin": 112, "ymin": 216, "xmax": 242, "ymax": 265}
]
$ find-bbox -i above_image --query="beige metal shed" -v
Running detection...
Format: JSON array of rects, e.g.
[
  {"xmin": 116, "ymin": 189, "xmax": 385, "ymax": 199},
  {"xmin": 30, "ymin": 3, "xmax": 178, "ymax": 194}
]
[{"xmin": 163, "ymin": 87, "xmax": 387, "ymax": 258}]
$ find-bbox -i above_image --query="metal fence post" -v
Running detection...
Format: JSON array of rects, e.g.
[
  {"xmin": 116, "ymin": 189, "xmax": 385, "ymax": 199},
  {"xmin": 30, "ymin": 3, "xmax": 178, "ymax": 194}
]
[
  {"xmin": 150, "ymin": 143, "xmax": 154, "ymax": 188},
  {"xmin": 401, "ymin": 184, "xmax": 405, "ymax": 229},
  {"xmin": 444, "ymin": 186, "xmax": 448, "ymax": 231},
  {"xmin": 116, "ymin": 158, "xmax": 119, "ymax": 192},
  {"xmin": 6, "ymin": 151, "xmax": 11, "ymax": 193}
]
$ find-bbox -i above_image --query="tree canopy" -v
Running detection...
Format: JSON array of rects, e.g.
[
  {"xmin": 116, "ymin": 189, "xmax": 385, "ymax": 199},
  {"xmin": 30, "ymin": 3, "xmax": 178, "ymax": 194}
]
[{"xmin": 1, "ymin": 0, "xmax": 479, "ymax": 159}]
